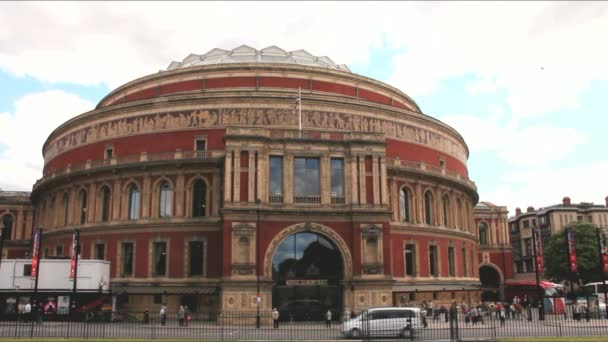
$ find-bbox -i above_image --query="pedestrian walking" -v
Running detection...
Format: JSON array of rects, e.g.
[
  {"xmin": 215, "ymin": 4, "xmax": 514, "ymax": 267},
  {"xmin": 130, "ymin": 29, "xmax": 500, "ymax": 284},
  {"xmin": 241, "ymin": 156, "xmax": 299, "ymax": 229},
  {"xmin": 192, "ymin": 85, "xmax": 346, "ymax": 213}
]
[
  {"xmin": 24, "ymin": 302, "xmax": 31, "ymax": 322},
  {"xmin": 471, "ymin": 307, "xmax": 478, "ymax": 325},
  {"xmin": 499, "ymin": 307, "xmax": 505, "ymax": 327},
  {"xmin": 184, "ymin": 306, "xmax": 190, "ymax": 327},
  {"xmin": 177, "ymin": 306, "xmax": 185, "ymax": 327},
  {"xmin": 325, "ymin": 309, "xmax": 332, "ymax": 328},
  {"xmin": 343, "ymin": 307, "xmax": 351, "ymax": 321},
  {"xmin": 160, "ymin": 303, "xmax": 167, "ymax": 326},
  {"xmin": 272, "ymin": 307, "xmax": 280, "ymax": 328},
  {"xmin": 143, "ymin": 308, "xmax": 150, "ymax": 324}
]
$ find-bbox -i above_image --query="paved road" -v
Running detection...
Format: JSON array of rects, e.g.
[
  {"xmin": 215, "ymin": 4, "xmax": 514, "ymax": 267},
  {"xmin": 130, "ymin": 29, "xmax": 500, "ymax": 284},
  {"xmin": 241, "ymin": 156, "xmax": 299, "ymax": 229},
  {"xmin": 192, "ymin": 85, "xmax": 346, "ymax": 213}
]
[{"xmin": 2, "ymin": 314, "xmax": 608, "ymax": 341}]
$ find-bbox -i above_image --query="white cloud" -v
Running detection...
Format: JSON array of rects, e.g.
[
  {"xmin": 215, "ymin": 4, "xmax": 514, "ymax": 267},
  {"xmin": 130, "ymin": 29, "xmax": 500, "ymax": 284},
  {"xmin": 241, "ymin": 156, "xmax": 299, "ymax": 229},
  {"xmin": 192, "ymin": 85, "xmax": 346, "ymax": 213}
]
[
  {"xmin": 384, "ymin": 2, "xmax": 608, "ymax": 118},
  {"xmin": 442, "ymin": 111, "xmax": 586, "ymax": 166},
  {"xmin": 0, "ymin": 90, "xmax": 93, "ymax": 191},
  {"xmin": 498, "ymin": 126, "xmax": 586, "ymax": 165},
  {"xmin": 482, "ymin": 160, "xmax": 608, "ymax": 216},
  {"xmin": 0, "ymin": 1, "xmax": 606, "ymax": 119}
]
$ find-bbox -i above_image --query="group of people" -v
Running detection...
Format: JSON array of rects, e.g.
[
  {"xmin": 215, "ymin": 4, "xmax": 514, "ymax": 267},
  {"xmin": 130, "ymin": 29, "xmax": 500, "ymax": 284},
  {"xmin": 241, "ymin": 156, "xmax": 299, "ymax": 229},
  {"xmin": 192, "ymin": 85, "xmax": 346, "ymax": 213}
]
[
  {"xmin": 156, "ymin": 303, "xmax": 191, "ymax": 326},
  {"xmin": 418, "ymin": 297, "xmax": 532, "ymax": 327},
  {"xmin": 271, "ymin": 307, "xmax": 335, "ymax": 328}
]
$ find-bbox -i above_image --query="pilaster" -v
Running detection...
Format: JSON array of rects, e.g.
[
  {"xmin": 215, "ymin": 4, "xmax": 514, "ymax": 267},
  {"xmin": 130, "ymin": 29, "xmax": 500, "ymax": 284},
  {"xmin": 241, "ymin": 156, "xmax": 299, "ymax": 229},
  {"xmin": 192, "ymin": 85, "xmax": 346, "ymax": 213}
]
[
  {"xmin": 233, "ymin": 149, "xmax": 241, "ymax": 204},
  {"xmin": 248, "ymin": 150, "xmax": 256, "ymax": 203},
  {"xmin": 372, "ymin": 155, "xmax": 380, "ymax": 205},
  {"xmin": 142, "ymin": 175, "xmax": 152, "ymax": 218},
  {"xmin": 175, "ymin": 172, "xmax": 185, "ymax": 217},
  {"xmin": 112, "ymin": 178, "xmax": 122, "ymax": 221},
  {"xmin": 224, "ymin": 150, "xmax": 233, "ymax": 203},
  {"xmin": 358, "ymin": 155, "xmax": 366, "ymax": 205}
]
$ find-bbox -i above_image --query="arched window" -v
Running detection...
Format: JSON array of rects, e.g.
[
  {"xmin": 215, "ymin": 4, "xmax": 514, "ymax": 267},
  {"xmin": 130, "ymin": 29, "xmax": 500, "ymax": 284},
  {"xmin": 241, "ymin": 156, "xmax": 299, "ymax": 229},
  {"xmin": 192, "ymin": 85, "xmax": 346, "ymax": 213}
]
[
  {"xmin": 479, "ymin": 222, "xmax": 488, "ymax": 246},
  {"xmin": 443, "ymin": 195, "xmax": 450, "ymax": 227},
  {"xmin": 158, "ymin": 181, "xmax": 173, "ymax": 218},
  {"xmin": 192, "ymin": 179, "xmax": 207, "ymax": 217},
  {"xmin": 399, "ymin": 187, "xmax": 411, "ymax": 223},
  {"xmin": 100, "ymin": 186, "xmax": 111, "ymax": 222},
  {"xmin": 2, "ymin": 215, "xmax": 13, "ymax": 241},
  {"xmin": 79, "ymin": 190, "xmax": 88, "ymax": 224},
  {"xmin": 424, "ymin": 191, "xmax": 433, "ymax": 225},
  {"xmin": 128, "ymin": 184, "xmax": 140, "ymax": 220},
  {"xmin": 62, "ymin": 193, "xmax": 69, "ymax": 226}
]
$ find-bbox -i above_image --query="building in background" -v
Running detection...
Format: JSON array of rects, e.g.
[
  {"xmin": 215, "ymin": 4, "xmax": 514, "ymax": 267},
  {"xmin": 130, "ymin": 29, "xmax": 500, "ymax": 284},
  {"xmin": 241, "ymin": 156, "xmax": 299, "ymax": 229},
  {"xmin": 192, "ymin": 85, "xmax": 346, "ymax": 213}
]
[
  {"xmin": 474, "ymin": 202, "xmax": 512, "ymax": 302},
  {"xmin": 0, "ymin": 191, "xmax": 34, "ymax": 259},
  {"xmin": 2, "ymin": 45, "xmax": 482, "ymax": 318},
  {"xmin": 509, "ymin": 197, "xmax": 608, "ymax": 278}
]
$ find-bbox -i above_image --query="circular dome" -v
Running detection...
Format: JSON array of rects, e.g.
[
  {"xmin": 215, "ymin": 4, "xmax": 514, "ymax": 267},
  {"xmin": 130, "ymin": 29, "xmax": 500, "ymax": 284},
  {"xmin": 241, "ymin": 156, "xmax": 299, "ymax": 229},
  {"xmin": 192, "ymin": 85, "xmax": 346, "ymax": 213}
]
[{"xmin": 166, "ymin": 45, "xmax": 351, "ymax": 72}]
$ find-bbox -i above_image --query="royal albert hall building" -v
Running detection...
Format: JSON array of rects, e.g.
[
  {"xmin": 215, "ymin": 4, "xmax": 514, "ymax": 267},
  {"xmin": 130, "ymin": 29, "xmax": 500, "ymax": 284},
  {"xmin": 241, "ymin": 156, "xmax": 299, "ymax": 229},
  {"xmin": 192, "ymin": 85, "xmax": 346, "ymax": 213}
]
[{"xmin": 28, "ymin": 45, "xmax": 481, "ymax": 317}]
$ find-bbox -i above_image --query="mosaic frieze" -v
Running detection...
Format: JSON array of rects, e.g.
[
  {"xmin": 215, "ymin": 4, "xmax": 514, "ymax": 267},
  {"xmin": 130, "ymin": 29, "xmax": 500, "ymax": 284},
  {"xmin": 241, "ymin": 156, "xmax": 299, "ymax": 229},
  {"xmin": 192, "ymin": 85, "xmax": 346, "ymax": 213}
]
[{"xmin": 44, "ymin": 108, "xmax": 467, "ymax": 163}]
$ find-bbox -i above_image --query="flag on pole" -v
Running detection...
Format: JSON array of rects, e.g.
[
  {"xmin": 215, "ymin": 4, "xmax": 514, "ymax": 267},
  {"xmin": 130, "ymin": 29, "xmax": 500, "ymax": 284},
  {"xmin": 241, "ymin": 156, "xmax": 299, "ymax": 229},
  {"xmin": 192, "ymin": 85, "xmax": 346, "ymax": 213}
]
[
  {"xmin": 566, "ymin": 227, "xmax": 578, "ymax": 273},
  {"xmin": 533, "ymin": 228, "xmax": 544, "ymax": 273},
  {"xmin": 31, "ymin": 229, "xmax": 42, "ymax": 278}
]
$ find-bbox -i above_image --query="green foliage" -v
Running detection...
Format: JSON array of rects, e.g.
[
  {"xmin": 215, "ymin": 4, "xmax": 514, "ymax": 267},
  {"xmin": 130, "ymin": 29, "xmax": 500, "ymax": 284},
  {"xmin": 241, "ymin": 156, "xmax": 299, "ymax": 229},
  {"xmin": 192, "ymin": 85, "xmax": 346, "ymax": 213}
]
[{"xmin": 543, "ymin": 223, "xmax": 602, "ymax": 285}]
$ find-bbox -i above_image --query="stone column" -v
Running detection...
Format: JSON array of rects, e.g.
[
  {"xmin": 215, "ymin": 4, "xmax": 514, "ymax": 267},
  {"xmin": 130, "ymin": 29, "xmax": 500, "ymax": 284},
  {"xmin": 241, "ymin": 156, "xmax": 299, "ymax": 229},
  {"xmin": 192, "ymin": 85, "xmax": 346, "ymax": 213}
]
[
  {"xmin": 344, "ymin": 155, "xmax": 352, "ymax": 205},
  {"xmin": 233, "ymin": 149, "xmax": 241, "ymax": 203},
  {"xmin": 69, "ymin": 188, "xmax": 77, "ymax": 225},
  {"xmin": 372, "ymin": 155, "xmax": 380, "ymax": 205},
  {"xmin": 415, "ymin": 182, "xmax": 423, "ymax": 224},
  {"xmin": 284, "ymin": 154, "xmax": 294, "ymax": 204},
  {"xmin": 380, "ymin": 157, "xmax": 388, "ymax": 206},
  {"xmin": 224, "ymin": 150, "xmax": 233, "ymax": 203},
  {"xmin": 350, "ymin": 155, "xmax": 359, "ymax": 205},
  {"xmin": 248, "ymin": 150, "xmax": 256, "ymax": 203},
  {"xmin": 142, "ymin": 175, "xmax": 152, "ymax": 218},
  {"xmin": 358, "ymin": 156, "xmax": 366, "ymax": 205},
  {"xmin": 16, "ymin": 209, "xmax": 23, "ymax": 240},
  {"xmin": 25, "ymin": 211, "xmax": 33, "ymax": 239},
  {"xmin": 87, "ymin": 183, "xmax": 96, "ymax": 223},
  {"xmin": 175, "ymin": 173, "xmax": 185, "ymax": 217},
  {"xmin": 213, "ymin": 169, "xmax": 221, "ymax": 216},
  {"xmin": 321, "ymin": 155, "xmax": 330, "ymax": 205},
  {"xmin": 112, "ymin": 178, "xmax": 122, "ymax": 221},
  {"xmin": 390, "ymin": 177, "xmax": 398, "ymax": 221},
  {"xmin": 256, "ymin": 152, "xmax": 267, "ymax": 203}
]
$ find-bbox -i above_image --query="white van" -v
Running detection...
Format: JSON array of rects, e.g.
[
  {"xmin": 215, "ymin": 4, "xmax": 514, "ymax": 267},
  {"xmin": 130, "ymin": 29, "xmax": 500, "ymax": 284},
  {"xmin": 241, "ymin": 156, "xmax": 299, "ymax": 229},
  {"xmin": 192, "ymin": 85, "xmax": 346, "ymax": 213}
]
[{"xmin": 341, "ymin": 307, "xmax": 423, "ymax": 339}]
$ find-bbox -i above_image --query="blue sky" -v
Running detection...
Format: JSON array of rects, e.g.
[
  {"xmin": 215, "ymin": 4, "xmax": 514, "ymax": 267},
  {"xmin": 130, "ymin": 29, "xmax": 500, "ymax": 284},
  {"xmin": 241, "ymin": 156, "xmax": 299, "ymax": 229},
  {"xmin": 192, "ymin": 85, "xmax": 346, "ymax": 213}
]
[{"xmin": 1, "ymin": 1, "xmax": 607, "ymax": 214}]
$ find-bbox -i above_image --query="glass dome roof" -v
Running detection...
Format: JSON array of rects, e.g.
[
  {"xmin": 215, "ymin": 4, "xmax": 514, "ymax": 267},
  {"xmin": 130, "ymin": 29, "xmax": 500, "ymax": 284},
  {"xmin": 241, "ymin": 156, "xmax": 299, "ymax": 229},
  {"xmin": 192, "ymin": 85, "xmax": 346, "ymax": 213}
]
[{"xmin": 166, "ymin": 45, "xmax": 351, "ymax": 73}]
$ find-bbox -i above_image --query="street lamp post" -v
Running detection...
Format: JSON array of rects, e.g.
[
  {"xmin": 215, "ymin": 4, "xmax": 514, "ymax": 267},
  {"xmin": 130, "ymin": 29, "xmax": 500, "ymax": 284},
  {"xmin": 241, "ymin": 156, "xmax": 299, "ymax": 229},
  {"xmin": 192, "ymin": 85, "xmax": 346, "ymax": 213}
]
[{"xmin": 256, "ymin": 198, "xmax": 261, "ymax": 329}]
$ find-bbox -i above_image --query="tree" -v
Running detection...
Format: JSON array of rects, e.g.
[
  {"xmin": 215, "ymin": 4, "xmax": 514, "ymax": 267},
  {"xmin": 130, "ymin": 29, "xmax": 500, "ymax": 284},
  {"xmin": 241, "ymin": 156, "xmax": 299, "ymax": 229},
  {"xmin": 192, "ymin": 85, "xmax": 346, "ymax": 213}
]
[{"xmin": 543, "ymin": 223, "xmax": 602, "ymax": 286}]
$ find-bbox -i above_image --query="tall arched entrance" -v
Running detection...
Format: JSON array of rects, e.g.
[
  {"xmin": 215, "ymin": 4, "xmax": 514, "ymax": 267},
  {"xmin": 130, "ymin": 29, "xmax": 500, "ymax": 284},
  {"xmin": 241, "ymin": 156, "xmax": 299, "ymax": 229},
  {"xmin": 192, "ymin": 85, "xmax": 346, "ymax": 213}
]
[
  {"xmin": 479, "ymin": 264, "xmax": 502, "ymax": 302},
  {"xmin": 271, "ymin": 231, "xmax": 344, "ymax": 321}
]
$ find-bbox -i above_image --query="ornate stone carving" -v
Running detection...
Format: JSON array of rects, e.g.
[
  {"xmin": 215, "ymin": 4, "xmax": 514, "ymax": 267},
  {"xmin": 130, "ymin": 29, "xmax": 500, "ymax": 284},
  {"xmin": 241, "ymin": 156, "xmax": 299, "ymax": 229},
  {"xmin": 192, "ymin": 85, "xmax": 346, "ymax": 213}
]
[{"xmin": 45, "ymin": 107, "xmax": 467, "ymax": 164}]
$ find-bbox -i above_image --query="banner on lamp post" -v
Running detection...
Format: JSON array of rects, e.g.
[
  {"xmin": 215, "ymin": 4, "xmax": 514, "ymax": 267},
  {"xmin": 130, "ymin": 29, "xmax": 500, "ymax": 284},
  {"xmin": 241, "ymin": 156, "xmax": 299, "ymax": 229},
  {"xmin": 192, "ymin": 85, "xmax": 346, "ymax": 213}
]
[
  {"xmin": 533, "ymin": 228, "xmax": 544, "ymax": 273},
  {"xmin": 566, "ymin": 227, "xmax": 578, "ymax": 273},
  {"xmin": 31, "ymin": 229, "xmax": 42, "ymax": 278},
  {"xmin": 69, "ymin": 230, "xmax": 80, "ymax": 279}
]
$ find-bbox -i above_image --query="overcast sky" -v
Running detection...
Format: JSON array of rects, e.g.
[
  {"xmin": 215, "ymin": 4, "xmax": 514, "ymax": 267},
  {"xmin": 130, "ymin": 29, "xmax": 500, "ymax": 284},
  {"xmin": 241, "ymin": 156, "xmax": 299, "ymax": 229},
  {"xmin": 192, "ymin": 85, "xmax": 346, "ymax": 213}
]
[{"xmin": 1, "ymin": 1, "xmax": 607, "ymax": 215}]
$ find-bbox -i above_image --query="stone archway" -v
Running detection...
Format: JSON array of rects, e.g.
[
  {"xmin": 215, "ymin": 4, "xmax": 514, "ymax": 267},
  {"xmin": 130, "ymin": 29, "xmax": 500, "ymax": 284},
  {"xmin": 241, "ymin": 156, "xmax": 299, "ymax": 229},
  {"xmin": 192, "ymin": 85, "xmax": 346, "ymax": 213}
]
[
  {"xmin": 263, "ymin": 223, "xmax": 354, "ymax": 321},
  {"xmin": 479, "ymin": 263, "xmax": 504, "ymax": 301},
  {"xmin": 263, "ymin": 222, "xmax": 353, "ymax": 280}
]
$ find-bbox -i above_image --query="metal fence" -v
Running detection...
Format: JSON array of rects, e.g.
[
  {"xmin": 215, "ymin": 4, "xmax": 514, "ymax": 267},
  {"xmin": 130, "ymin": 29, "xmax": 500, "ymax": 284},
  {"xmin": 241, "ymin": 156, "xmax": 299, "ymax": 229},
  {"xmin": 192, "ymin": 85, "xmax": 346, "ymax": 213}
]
[{"xmin": 1, "ymin": 306, "xmax": 608, "ymax": 341}]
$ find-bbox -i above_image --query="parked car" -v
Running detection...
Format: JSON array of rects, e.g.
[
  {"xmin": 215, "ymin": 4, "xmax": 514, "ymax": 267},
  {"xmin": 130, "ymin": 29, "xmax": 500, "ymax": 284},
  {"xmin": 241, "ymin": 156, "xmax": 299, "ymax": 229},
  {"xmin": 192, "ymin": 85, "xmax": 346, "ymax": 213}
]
[{"xmin": 341, "ymin": 307, "xmax": 422, "ymax": 339}]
